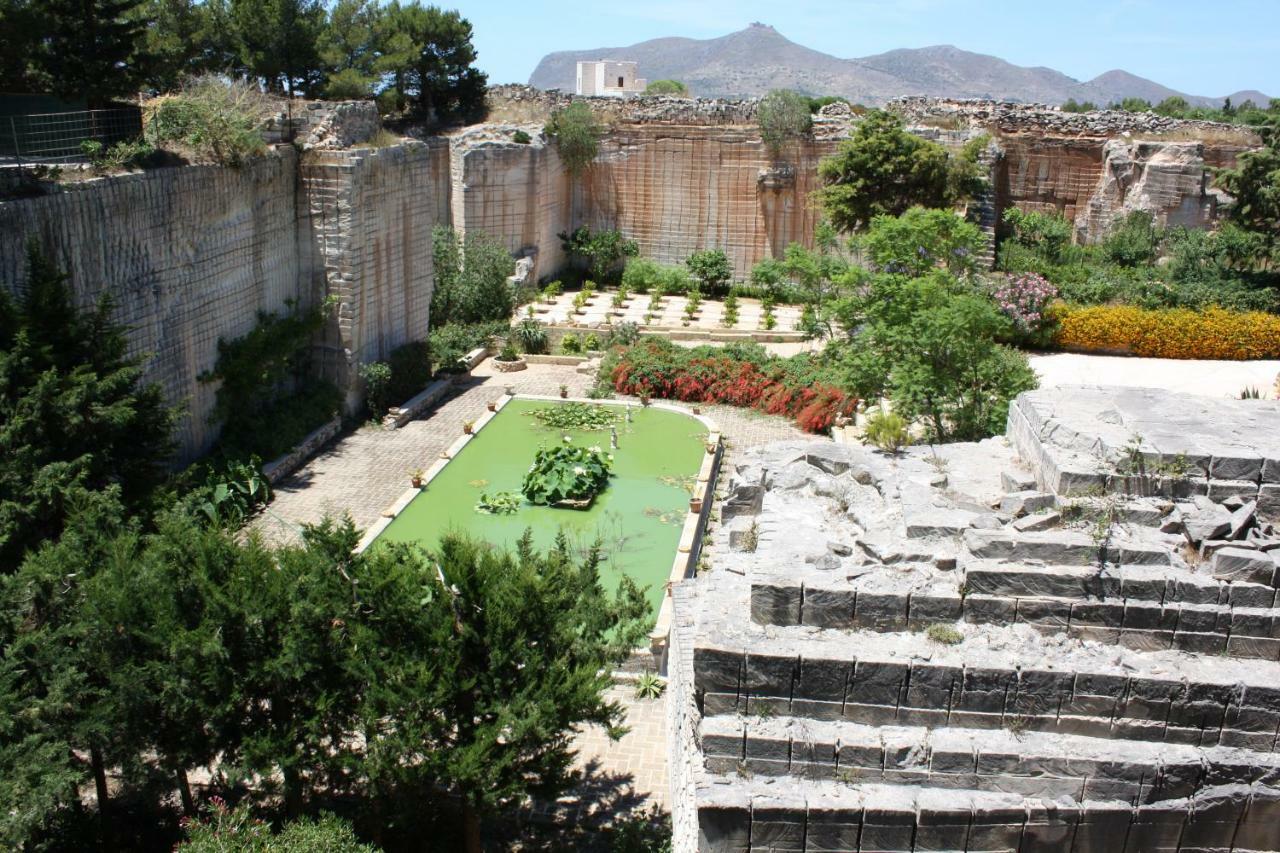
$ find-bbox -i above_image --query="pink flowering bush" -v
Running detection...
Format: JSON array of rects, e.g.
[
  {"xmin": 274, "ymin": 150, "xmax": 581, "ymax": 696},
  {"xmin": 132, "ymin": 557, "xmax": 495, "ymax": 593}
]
[{"xmin": 989, "ymin": 273, "xmax": 1059, "ymax": 346}]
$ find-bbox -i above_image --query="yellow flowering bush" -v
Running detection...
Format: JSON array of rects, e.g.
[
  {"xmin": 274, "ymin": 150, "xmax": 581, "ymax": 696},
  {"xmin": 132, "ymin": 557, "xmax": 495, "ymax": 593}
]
[{"xmin": 1053, "ymin": 305, "xmax": 1280, "ymax": 360}]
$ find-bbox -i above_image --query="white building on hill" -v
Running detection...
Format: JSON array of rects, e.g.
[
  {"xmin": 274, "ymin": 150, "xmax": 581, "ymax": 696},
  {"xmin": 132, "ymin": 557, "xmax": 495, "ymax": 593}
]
[{"xmin": 575, "ymin": 60, "xmax": 646, "ymax": 97}]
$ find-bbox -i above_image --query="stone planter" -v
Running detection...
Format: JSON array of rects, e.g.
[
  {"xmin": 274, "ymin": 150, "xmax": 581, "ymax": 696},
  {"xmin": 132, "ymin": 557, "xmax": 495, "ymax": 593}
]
[{"xmin": 493, "ymin": 356, "xmax": 527, "ymax": 373}]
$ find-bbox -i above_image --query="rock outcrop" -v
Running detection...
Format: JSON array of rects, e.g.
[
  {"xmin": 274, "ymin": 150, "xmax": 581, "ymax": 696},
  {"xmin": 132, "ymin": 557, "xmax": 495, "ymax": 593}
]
[{"xmin": 669, "ymin": 386, "xmax": 1280, "ymax": 852}]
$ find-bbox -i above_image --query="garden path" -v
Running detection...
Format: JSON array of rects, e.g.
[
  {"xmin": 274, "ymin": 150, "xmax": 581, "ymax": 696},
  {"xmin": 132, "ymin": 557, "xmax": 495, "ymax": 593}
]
[{"xmin": 1029, "ymin": 352, "xmax": 1280, "ymax": 399}]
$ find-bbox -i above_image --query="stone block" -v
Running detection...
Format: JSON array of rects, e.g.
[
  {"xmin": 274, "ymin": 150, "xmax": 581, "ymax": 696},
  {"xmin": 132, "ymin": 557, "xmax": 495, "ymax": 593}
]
[
  {"xmin": 1210, "ymin": 452, "xmax": 1263, "ymax": 483},
  {"xmin": 1183, "ymin": 499, "xmax": 1233, "ymax": 543},
  {"xmin": 750, "ymin": 581, "xmax": 801, "ymax": 625},
  {"xmin": 999, "ymin": 490, "xmax": 1056, "ymax": 517},
  {"xmin": 1211, "ymin": 547, "xmax": 1276, "ymax": 585},
  {"xmin": 1002, "ymin": 470, "xmax": 1036, "ymax": 492},
  {"xmin": 795, "ymin": 657, "xmax": 852, "ymax": 702},
  {"xmin": 853, "ymin": 591, "xmax": 909, "ymax": 630},
  {"xmin": 906, "ymin": 593, "xmax": 962, "ymax": 628},
  {"xmin": 799, "ymin": 586, "xmax": 855, "ymax": 629},
  {"xmin": 1209, "ymin": 479, "xmax": 1260, "ymax": 501},
  {"xmin": 1230, "ymin": 500, "xmax": 1258, "ymax": 539},
  {"xmin": 1013, "ymin": 510, "xmax": 1062, "ymax": 532},
  {"xmin": 698, "ymin": 805, "xmax": 751, "ymax": 853}
]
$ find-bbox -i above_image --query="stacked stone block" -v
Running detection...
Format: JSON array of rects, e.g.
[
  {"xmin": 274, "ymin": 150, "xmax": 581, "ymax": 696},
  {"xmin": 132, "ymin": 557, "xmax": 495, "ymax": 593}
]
[{"xmin": 671, "ymin": 387, "xmax": 1280, "ymax": 851}]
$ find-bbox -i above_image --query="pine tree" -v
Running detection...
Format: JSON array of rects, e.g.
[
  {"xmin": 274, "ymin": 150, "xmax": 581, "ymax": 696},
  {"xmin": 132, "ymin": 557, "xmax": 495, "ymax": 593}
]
[
  {"xmin": 372, "ymin": 531, "xmax": 650, "ymax": 852},
  {"xmin": 0, "ymin": 245, "xmax": 175, "ymax": 572},
  {"xmin": 228, "ymin": 0, "xmax": 325, "ymax": 96},
  {"xmin": 40, "ymin": 0, "xmax": 150, "ymax": 106},
  {"xmin": 375, "ymin": 1, "xmax": 486, "ymax": 122}
]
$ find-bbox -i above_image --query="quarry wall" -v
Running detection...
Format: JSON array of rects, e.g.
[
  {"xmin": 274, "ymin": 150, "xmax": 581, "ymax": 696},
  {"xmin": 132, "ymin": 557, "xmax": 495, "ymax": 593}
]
[
  {"xmin": 0, "ymin": 150, "xmax": 316, "ymax": 457},
  {"xmin": 0, "ymin": 93, "xmax": 1256, "ymax": 460}
]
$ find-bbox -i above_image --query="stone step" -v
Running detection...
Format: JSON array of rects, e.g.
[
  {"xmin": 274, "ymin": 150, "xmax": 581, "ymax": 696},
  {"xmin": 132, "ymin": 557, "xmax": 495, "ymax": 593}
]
[
  {"xmin": 963, "ymin": 527, "xmax": 1173, "ymax": 566},
  {"xmin": 749, "ymin": 570, "xmax": 1280, "ymax": 660},
  {"xmin": 699, "ymin": 715, "xmax": 1280, "ymax": 806},
  {"xmin": 693, "ymin": 770, "xmax": 1280, "ymax": 853},
  {"xmin": 693, "ymin": 623, "xmax": 1280, "ymax": 752},
  {"xmin": 962, "ymin": 560, "xmax": 1278, "ymax": 608}
]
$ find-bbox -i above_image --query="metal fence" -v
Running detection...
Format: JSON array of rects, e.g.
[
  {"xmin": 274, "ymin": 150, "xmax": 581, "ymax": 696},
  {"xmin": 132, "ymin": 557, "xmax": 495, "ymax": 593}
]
[{"xmin": 1, "ymin": 106, "xmax": 144, "ymax": 164}]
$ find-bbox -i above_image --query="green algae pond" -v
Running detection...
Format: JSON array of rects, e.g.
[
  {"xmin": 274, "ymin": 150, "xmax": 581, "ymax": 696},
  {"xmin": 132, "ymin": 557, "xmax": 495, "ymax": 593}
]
[{"xmin": 373, "ymin": 398, "xmax": 710, "ymax": 617}]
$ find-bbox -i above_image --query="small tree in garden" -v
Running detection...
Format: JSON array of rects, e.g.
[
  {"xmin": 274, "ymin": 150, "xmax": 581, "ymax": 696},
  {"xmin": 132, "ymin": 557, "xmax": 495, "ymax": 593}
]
[
  {"xmin": 1216, "ymin": 125, "xmax": 1280, "ymax": 268},
  {"xmin": 860, "ymin": 206, "xmax": 988, "ymax": 277},
  {"xmin": 430, "ymin": 226, "xmax": 517, "ymax": 326},
  {"xmin": 546, "ymin": 101, "xmax": 603, "ymax": 174},
  {"xmin": 375, "ymin": 532, "xmax": 649, "ymax": 853},
  {"xmin": 757, "ymin": 89, "xmax": 812, "ymax": 156},
  {"xmin": 686, "ymin": 248, "xmax": 733, "ymax": 296}
]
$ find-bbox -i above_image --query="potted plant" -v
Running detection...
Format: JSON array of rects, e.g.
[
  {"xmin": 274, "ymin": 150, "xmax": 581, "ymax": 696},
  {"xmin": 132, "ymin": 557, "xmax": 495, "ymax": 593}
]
[
  {"xmin": 487, "ymin": 400, "xmax": 497, "ymax": 412},
  {"xmin": 706, "ymin": 440, "xmax": 718, "ymax": 455},
  {"xmin": 493, "ymin": 343, "xmax": 527, "ymax": 373},
  {"xmin": 463, "ymin": 420, "xmax": 475, "ymax": 435},
  {"xmin": 689, "ymin": 495, "xmax": 703, "ymax": 513},
  {"xmin": 639, "ymin": 393, "xmax": 651, "ymax": 406},
  {"xmin": 410, "ymin": 468, "xmax": 424, "ymax": 488},
  {"xmin": 559, "ymin": 384, "xmax": 569, "ymax": 399}
]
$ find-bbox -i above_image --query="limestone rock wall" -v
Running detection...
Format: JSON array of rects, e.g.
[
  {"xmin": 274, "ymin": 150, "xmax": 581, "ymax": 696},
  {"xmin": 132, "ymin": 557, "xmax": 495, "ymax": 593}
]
[
  {"xmin": 450, "ymin": 130, "xmax": 569, "ymax": 280},
  {"xmin": 583, "ymin": 127, "xmax": 838, "ymax": 277},
  {"xmin": 301, "ymin": 141, "xmax": 450, "ymax": 411},
  {"xmin": 0, "ymin": 151, "xmax": 315, "ymax": 458}
]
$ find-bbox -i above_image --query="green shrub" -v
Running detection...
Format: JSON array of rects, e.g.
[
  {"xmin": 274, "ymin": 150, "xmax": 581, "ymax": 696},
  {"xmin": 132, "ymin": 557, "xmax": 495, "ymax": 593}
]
[
  {"xmin": 861, "ymin": 207, "xmax": 987, "ymax": 277},
  {"xmin": 542, "ymin": 279, "xmax": 563, "ymax": 301},
  {"xmin": 584, "ymin": 331, "xmax": 602, "ymax": 350},
  {"xmin": 81, "ymin": 138, "xmax": 157, "ymax": 173},
  {"xmin": 1102, "ymin": 211, "xmax": 1161, "ymax": 267},
  {"xmin": 513, "ymin": 318, "xmax": 549, "ymax": 354},
  {"xmin": 722, "ymin": 294, "xmax": 739, "ymax": 327},
  {"xmin": 687, "ymin": 248, "xmax": 733, "ymax": 296},
  {"xmin": 925, "ymin": 624, "xmax": 964, "ymax": 645},
  {"xmin": 386, "ymin": 340, "xmax": 432, "ymax": 401},
  {"xmin": 560, "ymin": 227, "xmax": 639, "ymax": 283},
  {"xmin": 560, "ymin": 333, "xmax": 582, "ymax": 354},
  {"xmin": 545, "ymin": 102, "xmax": 602, "ymax": 173},
  {"xmin": 147, "ymin": 75, "xmax": 271, "ymax": 167},
  {"xmin": 758, "ymin": 89, "xmax": 812, "ymax": 155},
  {"xmin": 862, "ymin": 407, "xmax": 910, "ymax": 453},
  {"xmin": 512, "ymin": 129, "xmax": 532, "ymax": 144},
  {"xmin": 609, "ymin": 321, "xmax": 641, "ymax": 346},
  {"xmin": 359, "ymin": 360, "xmax": 393, "ymax": 418},
  {"xmin": 428, "ymin": 321, "xmax": 506, "ymax": 373},
  {"xmin": 644, "ymin": 79, "xmax": 689, "ymax": 96},
  {"xmin": 431, "ymin": 226, "xmax": 517, "ymax": 326},
  {"xmin": 201, "ymin": 305, "xmax": 341, "ymax": 460}
]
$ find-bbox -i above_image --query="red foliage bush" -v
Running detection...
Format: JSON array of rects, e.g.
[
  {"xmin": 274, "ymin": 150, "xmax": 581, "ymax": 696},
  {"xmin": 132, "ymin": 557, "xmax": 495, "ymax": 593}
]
[{"xmin": 611, "ymin": 340, "xmax": 856, "ymax": 433}]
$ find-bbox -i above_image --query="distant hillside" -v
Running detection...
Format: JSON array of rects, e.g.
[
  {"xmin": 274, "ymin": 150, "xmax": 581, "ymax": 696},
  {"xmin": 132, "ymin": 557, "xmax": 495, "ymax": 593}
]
[{"xmin": 528, "ymin": 23, "xmax": 1270, "ymax": 108}]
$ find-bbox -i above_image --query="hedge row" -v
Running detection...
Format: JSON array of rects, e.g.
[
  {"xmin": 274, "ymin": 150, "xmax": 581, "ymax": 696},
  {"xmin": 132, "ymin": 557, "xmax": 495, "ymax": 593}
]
[
  {"xmin": 1053, "ymin": 305, "xmax": 1280, "ymax": 360},
  {"xmin": 609, "ymin": 339, "xmax": 857, "ymax": 433}
]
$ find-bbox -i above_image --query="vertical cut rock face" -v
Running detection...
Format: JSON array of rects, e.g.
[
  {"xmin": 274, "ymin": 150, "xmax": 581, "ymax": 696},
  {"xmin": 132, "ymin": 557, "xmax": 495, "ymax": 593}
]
[{"xmin": 668, "ymin": 387, "xmax": 1280, "ymax": 852}]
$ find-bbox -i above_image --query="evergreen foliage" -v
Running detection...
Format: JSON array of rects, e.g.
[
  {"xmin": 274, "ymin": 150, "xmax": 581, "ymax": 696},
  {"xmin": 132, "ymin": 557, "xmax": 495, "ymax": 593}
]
[
  {"xmin": 0, "ymin": 245, "xmax": 174, "ymax": 572},
  {"xmin": 559, "ymin": 226, "xmax": 639, "ymax": 282},
  {"xmin": 815, "ymin": 110, "xmax": 955, "ymax": 232},
  {"xmin": 644, "ymin": 79, "xmax": 688, "ymax": 96},
  {"xmin": 228, "ymin": 0, "xmax": 326, "ymax": 96},
  {"xmin": 41, "ymin": 0, "xmax": 147, "ymax": 106},
  {"xmin": 0, "ymin": 506, "xmax": 648, "ymax": 851}
]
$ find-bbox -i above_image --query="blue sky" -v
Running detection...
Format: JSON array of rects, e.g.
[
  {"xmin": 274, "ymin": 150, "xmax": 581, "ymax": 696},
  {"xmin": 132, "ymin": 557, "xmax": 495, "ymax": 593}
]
[{"xmin": 464, "ymin": 0, "xmax": 1279, "ymax": 98}]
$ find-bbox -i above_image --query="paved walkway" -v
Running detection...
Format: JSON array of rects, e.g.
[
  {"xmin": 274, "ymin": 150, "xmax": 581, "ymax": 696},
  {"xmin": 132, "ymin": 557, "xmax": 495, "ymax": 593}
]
[{"xmin": 1029, "ymin": 352, "xmax": 1280, "ymax": 400}]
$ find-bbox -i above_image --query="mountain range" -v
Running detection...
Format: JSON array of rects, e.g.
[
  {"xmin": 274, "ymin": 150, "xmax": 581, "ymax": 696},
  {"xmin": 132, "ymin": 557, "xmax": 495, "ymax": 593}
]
[{"xmin": 528, "ymin": 23, "xmax": 1271, "ymax": 108}]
